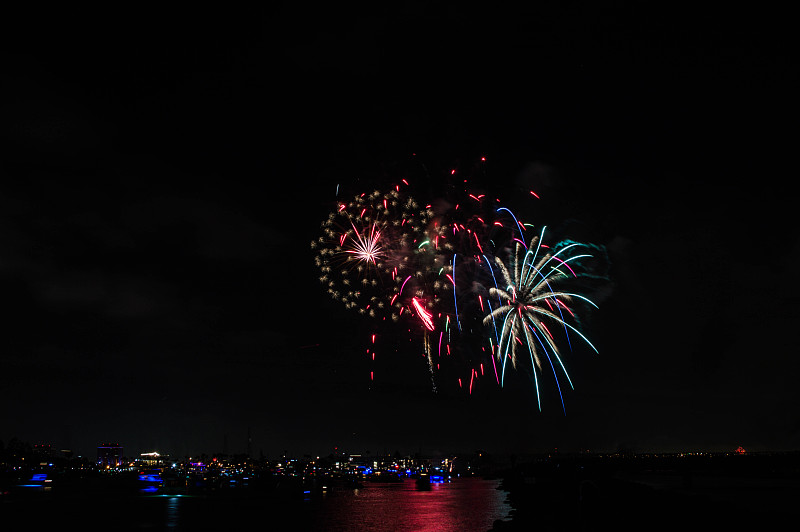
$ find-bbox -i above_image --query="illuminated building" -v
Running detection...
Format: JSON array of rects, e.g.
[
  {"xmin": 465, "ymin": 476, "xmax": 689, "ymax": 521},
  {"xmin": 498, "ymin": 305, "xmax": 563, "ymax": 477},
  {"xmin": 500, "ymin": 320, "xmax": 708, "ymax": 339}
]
[
  {"xmin": 138, "ymin": 452, "xmax": 169, "ymax": 466},
  {"xmin": 97, "ymin": 443, "xmax": 124, "ymax": 468}
]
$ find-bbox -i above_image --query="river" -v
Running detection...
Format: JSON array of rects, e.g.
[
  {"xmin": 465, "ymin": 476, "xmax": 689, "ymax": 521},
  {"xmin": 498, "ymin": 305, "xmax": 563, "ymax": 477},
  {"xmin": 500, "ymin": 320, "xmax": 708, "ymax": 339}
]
[{"xmin": 2, "ymin": 477, "xmax": 513, "ymax": 531}]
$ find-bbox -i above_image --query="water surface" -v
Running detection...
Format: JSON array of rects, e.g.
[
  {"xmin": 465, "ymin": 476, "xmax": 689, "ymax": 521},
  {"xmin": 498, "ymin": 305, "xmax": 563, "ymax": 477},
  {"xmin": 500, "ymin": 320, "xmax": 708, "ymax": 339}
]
[{"xmin": 3, "ymin": 477, "xmax": 512, "ymax": 531}]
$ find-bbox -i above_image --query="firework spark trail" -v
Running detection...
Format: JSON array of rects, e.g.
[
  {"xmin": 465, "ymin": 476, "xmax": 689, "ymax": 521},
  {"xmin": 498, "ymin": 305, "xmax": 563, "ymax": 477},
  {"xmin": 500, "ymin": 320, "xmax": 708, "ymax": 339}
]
[
  {"xmin": 478, "ymin": 254, "xmax": 502, "ymax": 384},
  {"xmin": 314, "ymin": 168, "xmax": 604, "ymax": 407},
  {"xmin": 482, "ymin": 218, "xmax": 599, "ymax": 409},
  {"xmin": 528, "ymin": 322, "xmax": 566, "ymax": 415},
  {"xmin": 412, "ymin": 297, "xmax": 435, "ymax": 331},
  {"xmin": 452, "ymin": 254, "xmax": 461, "ymax": 331},
  {"xmin": 521, "ymin": 317, "xmax": 542, "ymax": 410},
  {"xmin": 521, "ymin": 235, "xmax": 578, "ymax": 350},
  {"xmin": 344, "ymin": 222, "xmax": 384, "ymax": 265},
  {"xmin": 519, "ymin": 233, "xmax": 597, "ymax": 353},
  {"xmin": 424, "ymin": 331, "xmax": 438, "ymax": 393},
  {"xmin": 497, "ymin": 207, "xmax": 526, "ymax": 249}
]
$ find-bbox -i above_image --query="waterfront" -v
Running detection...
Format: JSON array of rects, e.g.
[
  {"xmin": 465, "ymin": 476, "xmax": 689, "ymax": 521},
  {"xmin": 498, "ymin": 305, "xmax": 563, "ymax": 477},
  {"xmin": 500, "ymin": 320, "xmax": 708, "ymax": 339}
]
[
  {"xmin": 5, "ymin": 450, "xmax": 800, "ymax": 531},
  {"xmin": 1, "ymin": 477, "xmax": 512, "ymax": 531}
]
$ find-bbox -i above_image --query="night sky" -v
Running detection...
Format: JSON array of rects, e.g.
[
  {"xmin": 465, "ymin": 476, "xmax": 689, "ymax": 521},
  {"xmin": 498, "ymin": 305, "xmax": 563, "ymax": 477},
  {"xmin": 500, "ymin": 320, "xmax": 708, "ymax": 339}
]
[{"xmin": 2, "ymin": 6, "xmax": 797, "ymax": 459}]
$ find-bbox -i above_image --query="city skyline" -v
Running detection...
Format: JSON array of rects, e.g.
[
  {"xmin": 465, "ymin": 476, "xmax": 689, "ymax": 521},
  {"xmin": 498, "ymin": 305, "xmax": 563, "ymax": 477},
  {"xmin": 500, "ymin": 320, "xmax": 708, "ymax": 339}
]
[{"xmin": 2, "ymin": 433, "xmax": 780, "ymax": 467}]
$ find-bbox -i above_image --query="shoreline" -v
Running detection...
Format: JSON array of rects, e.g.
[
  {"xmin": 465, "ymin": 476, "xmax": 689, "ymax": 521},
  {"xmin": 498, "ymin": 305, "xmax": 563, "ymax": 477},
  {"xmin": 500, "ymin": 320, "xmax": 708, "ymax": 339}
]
[{"xmin": 489, "ymin": 454, "xmax": 800, "ymax": 531}]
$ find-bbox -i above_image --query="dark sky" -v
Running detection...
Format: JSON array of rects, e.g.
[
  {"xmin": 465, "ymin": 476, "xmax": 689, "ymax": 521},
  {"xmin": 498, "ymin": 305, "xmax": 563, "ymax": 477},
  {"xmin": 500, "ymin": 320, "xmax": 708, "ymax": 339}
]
[{"xmin": 2, "ymin": 5, "xmax": 797, "ymax": 459}]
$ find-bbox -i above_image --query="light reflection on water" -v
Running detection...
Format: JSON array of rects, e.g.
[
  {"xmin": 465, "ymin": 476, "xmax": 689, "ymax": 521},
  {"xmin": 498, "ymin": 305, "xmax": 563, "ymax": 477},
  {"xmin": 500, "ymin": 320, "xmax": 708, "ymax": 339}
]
[
  {"xmin": 308, "ymin": 478, "xmax": 512, "ymax": 532},
  {"xmin": 3, "ymin": 477, "xmax": 511, "ymax": 531},
  {"xmin": 165, "ymin": 496, "xmax": 180, "ymax": 529}
]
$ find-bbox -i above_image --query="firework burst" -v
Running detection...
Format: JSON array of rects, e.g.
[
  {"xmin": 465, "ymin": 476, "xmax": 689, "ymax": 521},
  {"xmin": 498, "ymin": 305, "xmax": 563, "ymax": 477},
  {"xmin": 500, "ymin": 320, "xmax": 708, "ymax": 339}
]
[
  {"xmin": 311, "ymin": 158, "xmax": 606, "ymax": 410},
  {"xmin": 482, "ymin": 224, "xmax": 599, "ymax": 412},
  {"xmin": 311, "ymin": 187, "xmax": 437, "ymax": 321}
]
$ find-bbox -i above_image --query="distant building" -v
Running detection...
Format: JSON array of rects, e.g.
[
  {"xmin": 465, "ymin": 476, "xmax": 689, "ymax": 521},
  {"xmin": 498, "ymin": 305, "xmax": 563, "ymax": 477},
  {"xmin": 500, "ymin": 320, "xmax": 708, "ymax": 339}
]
[
  {"xmin": 97, "ymin": 443, "xmax": 124, "ymax": 468},
  {"xmin": 33, "ymin": 443, "xmax": 56, "ymax": 461},
  {"xmin": 137, "ymin": 452, "xmax": 169, "ymax": 466}
]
